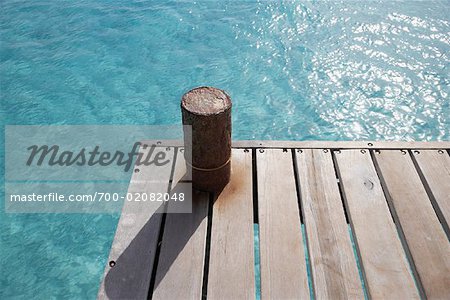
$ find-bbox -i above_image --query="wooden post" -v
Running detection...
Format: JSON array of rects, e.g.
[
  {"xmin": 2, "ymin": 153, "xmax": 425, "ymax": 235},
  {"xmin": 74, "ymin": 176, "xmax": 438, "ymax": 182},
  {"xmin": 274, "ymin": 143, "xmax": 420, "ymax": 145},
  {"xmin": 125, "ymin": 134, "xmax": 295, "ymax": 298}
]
[{"xmin": 181, "ymin": 87, "xmax": 232, "ymax": 192}]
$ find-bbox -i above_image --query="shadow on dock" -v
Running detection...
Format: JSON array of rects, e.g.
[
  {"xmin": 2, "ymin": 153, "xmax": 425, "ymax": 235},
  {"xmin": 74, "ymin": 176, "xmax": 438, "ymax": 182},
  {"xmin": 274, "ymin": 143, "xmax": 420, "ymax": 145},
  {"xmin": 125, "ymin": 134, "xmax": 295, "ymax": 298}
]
[{"xmin": 103, "ymin": 176, "xmax": 216, "ymax": 299}]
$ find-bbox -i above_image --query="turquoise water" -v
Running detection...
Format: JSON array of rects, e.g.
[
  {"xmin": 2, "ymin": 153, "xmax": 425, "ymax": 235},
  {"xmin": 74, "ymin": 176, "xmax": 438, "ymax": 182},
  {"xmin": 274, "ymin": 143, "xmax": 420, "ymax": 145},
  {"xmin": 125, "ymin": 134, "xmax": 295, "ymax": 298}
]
[{"xmin": 1, "ymin": 0, "xmax": 449, "ymax": 298}]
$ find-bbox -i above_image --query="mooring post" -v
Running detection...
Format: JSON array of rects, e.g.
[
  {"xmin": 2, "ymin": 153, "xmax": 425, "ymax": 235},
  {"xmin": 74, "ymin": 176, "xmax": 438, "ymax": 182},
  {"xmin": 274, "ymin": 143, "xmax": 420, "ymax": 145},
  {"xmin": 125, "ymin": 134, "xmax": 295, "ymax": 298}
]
[{"xmin": 181, "ymin": 86, "xmax": 232, "ymax": 192}]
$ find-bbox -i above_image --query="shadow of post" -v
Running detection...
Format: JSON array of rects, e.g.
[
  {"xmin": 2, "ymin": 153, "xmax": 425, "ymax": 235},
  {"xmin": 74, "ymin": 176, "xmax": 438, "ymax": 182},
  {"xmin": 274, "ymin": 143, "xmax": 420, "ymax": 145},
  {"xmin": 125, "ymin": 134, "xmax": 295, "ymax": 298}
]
[
  {"xmin": 103, "ymin": 174, "xmax": 219, "ymax": 299},
  {"xmin": 104, "ymin": 205, "xmax": 163, "ymax": 299}
]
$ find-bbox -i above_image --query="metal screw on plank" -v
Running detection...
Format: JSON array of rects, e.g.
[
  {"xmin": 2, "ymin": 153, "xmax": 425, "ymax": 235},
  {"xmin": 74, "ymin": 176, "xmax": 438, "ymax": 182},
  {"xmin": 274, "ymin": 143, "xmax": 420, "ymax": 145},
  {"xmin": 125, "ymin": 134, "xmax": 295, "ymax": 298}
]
[
  {"xmin": 297, "ymin": 149, "xmax": 303, "ymax": 153},
  {"xmin": 180, "ymin": 148, "xmax": 184, "ymax": 153},
  {"xmin": 157, "ymin": 141, "xmax": 162, "ymax": 145},
  {"xmin": 109, "ymin": 261, "xmax": 116, "ymax": 268},
  {"xmin": 259, "ymin": 149, "xmax": 265, "ymax": 153},
  {"xmin": 375, "ymin": 150, "xmax": 381, "ymax": 154},
  {"xmin": 283, "ymin": 148, "xmax": 288, "ymax": 153},
  {"xmin": 335, "ymin": 150, "xmax": 341, "ymax": 154},
  {"xmin": 414, "ymin": 150, "xmax": 420, "ymax": 155},
  {"xmin": 368, "ymin": 142, "xmax": 373, "ymax": 147},
  {"xmin": 361, "ymin": 149, "xmax": 366, "ymax": 154},
  {"xmin": 401, "ymin": 150, "xmax": 407, "ymax": 155},
  {"xmin": 134, "ymin": 168, "xmax": 140, "ymax": 173},
  {"xmin": 166, "ymin": 147, "xmax": 171, "ymax": 151},
  {"xmin": 244, "ymin": 149, "xmax": 249, "ymax": 153},
  {"xmin": 438, "ymin": 150, "xmax": 444, "ymax": 154},
  {"xmin": 323, "ymin": 149, "xmax": 329, "ymax": 153}
]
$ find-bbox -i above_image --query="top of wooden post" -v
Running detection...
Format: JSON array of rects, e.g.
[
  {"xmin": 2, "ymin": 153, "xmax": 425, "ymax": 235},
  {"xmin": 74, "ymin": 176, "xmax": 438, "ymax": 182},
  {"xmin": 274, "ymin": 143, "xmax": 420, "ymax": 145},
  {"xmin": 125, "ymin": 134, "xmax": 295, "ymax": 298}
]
[{"xmin": 181, "ymin": 87, "xmax": 232, "ymax": 116}]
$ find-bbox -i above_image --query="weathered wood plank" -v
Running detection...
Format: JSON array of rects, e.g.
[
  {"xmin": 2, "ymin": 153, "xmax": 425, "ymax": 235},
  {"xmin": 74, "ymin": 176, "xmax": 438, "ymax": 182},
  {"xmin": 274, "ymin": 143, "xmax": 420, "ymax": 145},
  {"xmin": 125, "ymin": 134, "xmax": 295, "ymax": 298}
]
[
  {"xmin": 256, "ymin": 149, "xmax": 309, "ymax": 299},
  {"xmin": 170, "ymin": 147, "xmax": 192, "ymax": 183},
  {"xmin": 142, "ymin": 140, "xmax": 450, "ymax": 150},
  {"xmin": 152, "ymin": 150, "xmax": 209, "ymax": 300},
  {"xmin": 413, "ymin": 150, "xmax": 450, "ymax": 231},
  {"xmin": 98, "ymin": 147, "xmax": 175, "ymax": 300},
  {"xmin": 207, "ymin": 149, "xmax": 255, "ymax": 299},
  {"xmin": 334, "ymin": 150, "xmax": 419, "ymax": 299},
  {"xmin": 375, "ymin": 150, "xmax": 450, "ymax": 299},
  {"xmin": 232, "ymin": 140, "xmax": 450, "ymax": 149},
  {"xmin": 296, "ymin": 149, "xmax": 363, "ymax": 299}
]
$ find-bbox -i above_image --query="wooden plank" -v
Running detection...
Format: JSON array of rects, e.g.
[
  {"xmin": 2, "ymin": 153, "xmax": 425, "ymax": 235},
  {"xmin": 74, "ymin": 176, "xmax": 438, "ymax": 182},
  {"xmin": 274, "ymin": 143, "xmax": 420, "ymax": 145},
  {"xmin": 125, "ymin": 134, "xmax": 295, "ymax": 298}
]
[
  {"xmin": 413, "ymin": 150, "xmax": 450, "ymax": 231},
  {"xmin": 232, "ymin": 140, "xmax": 450, "ymax": 150},
  {"xmin": 97, "ymin": 147, "xmax": 175, "ymax": 300},
  {"xmin": 164, "ymin": 147, "xmax": 191, "ymax": 184},
  {"xmin": 334, "ymin": 150, "xmax": 419, "ymax": 299},
  {"xmin": 375, "ymin": 150, "xmax": 450, "ymax": 299},
  {"xmin": 152, "ymin": 151, "xmax": 209, "ymax": 300},
  {"xmin": 256, "ymin": 149, "xmax": 309, "ymax": 299},
  {"xmin": 296, "ymin": 149, "xmax": 363, "ymax": 299},
  {"xmin": 207, "ymin": 149, "xmax": 255, "ymax": 299},
  {"xmin": 141, "ymin": 140, "xmax": 450, "ymax": 150}
]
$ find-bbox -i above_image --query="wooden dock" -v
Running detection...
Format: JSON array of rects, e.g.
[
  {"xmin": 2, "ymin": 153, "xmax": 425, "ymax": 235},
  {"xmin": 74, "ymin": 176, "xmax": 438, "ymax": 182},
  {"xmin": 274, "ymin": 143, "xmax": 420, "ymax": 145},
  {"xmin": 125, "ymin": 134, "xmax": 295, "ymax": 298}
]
[{"xmin": 98, "ymin": 141, "xmax": 450, "ymax": 300}]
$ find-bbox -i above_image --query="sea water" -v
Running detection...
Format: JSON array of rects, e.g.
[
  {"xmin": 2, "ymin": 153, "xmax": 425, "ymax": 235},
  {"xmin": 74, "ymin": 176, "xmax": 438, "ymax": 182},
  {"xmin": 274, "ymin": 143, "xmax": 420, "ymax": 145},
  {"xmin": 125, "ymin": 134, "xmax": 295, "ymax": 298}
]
[{"xmin": 1, "ymin": 1, "xmax": 449, "ymax": 298}]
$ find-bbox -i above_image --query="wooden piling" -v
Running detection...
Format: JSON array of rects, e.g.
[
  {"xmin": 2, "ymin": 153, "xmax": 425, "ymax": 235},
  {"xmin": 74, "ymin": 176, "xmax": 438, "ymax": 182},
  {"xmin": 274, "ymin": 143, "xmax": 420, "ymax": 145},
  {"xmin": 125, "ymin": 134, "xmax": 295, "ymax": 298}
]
[{"xmin": 181, "ymin": 86, "xmax": 232, "ymax": 192}]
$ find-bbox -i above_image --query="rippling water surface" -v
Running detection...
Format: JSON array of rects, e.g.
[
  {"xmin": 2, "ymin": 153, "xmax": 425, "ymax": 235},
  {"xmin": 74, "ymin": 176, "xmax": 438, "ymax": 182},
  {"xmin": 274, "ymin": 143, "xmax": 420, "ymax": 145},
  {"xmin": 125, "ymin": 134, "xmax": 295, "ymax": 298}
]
[{"xmin": 1, "ymin": 0, "xmax": 449, "ymax": 298}]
